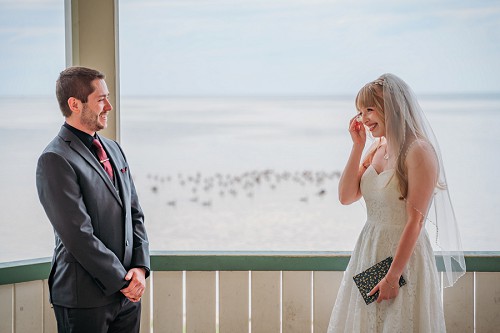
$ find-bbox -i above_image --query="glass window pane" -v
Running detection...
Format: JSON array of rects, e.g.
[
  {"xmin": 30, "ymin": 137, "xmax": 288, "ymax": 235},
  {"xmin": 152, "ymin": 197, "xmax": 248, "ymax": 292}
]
[
  {"xmin": 119, "ymin": 1, "xmax": 500, "ymax": 252},
  {"xmin": 0, "ymin": 1, "xmax": 65, "ymax": 262}
]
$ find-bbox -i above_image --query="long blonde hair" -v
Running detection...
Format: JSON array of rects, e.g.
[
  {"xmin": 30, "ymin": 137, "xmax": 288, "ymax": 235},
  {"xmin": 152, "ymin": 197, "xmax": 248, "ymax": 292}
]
[
  {"xmin": 354, "ymin": 73, "xmax": 465, "ymax": 288},
  {"xmin": 355, "ymin": 76, "xmax": 427, "ymax": 199}
]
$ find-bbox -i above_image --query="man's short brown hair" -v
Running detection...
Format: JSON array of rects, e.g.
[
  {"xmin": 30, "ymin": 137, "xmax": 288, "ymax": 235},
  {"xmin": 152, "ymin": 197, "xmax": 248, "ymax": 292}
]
[{"xmin": 56, "ymin": 67, "xmax": 105, "ymax": 117}]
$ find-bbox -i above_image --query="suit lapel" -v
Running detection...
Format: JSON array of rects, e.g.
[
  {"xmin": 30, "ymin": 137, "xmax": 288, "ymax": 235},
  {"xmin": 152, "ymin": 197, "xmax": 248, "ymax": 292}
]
[{"xmin": 59, "ymin": 127, "xmax": 123, "ymax": 206}]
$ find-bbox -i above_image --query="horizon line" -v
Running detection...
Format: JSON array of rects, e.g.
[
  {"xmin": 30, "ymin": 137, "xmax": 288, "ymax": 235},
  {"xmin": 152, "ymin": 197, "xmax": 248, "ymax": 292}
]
[{"xmin": 1, "ymin": 91, "xmax": 499, "ymax": 99}]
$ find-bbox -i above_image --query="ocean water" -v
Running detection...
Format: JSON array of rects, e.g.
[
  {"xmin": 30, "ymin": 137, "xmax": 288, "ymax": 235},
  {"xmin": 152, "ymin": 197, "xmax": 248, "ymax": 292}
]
[{"xmin": 1, "ymin": 95, "xmax": 499, "ymax": 262}]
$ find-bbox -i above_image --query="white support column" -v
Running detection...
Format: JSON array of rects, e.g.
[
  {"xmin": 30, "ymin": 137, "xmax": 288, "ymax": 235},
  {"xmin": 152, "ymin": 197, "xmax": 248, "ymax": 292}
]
[{"xmin": 64, "ymin": 0, "xmax": 120, "ymax": 141}]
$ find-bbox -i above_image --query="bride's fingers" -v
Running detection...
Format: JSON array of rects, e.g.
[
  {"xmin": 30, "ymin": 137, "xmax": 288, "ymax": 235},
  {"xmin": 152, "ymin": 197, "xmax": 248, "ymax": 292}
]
[
  {"xmin": 349, "ymin": 117, "xmax": 359, "ymax": 132},
  {"xmin": 358, "ymin": 123, "xmax": 366, "ymax": 136},
  {"xmin": 367, "ymin": 284, "xmax": 379, "ymax": 297},
  {"xmin": 350, "ymin": 120, "xmax": 364, "ymax": 134}
]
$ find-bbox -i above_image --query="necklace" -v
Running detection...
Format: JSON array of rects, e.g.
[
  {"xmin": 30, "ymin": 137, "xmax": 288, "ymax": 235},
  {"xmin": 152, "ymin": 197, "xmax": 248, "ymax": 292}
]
[{"xmin": 377, "ymin": 140, "xmax": 389, "ymax": 160}]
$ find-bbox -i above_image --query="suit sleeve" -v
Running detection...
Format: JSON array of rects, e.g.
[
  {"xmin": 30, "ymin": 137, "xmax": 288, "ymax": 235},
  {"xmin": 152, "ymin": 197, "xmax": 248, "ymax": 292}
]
[
  {"xmin": 36, "ymin": 151, "xmax": 128, "ymax": 296},
  {"xmin": 116, "ymin": 143, "xmax": 151, "ymax": 276}
]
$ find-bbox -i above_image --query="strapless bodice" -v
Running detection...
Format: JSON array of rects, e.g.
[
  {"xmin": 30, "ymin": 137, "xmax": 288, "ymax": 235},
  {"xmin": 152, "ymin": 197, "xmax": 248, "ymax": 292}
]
[{"xmin": 360, "ymin": 165, "xmax": 407, "ymax": 227}]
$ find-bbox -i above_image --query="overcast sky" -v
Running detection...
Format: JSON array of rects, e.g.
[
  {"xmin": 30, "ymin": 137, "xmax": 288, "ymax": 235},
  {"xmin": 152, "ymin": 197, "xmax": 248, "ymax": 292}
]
[{"xmin": 1, "ymin": 0, "xmax": 499, "ymax": 96}]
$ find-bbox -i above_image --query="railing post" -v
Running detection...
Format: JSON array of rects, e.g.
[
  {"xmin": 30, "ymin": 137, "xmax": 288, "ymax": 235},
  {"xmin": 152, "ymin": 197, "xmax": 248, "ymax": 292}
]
[
  {"xmin": 14, "ymin": 281, "xmax": 44, "ymax": 333},
  {"xmin": 140, "ymin": 278, "xmax": 152, "ymax": 333},
  {"xmin": 443, "ymin": 272, "xmax": 474, "ymax": 332},
  {"xmin": 43, "ymin": 280, "xmax": 57, "ymax": 333},
  {"xmin": 219, "ymin": 271, "xmax": 249, "ymax": 332},
  {"xmin": 313, "ymin": 271, "xmax": 343, "ymax": 332},
  {"xmin": 476, "ymin": 272, "xmax": 500, "ymax": 332},
  {"xmin": 0, "ymin": 284, "xmax": 14, "ymax": 333},
  {"xmin": 282, "ymin": 271, "xmax": 312, "ymax": 333},
  {"xmin": 251, "ymin": 271, "xmax": 281, "ymax": 333},
  {"xmin": 153, "ymin": 272, "xmax": 183, "ymax": 332},
  {"xmin": 186, "ymin": 271, "xmax": 216, "ymax": 332}
]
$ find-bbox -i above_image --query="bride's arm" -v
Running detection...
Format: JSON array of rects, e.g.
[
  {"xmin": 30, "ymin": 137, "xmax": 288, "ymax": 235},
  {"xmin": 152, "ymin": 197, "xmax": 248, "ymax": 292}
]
[
  {"xmin": 338, "ymin": 145, "xmax": 365, "ymax": 204},
  {"xmin": 372, "ymin": 141, "xmax": 438, "ymax": 302},
  {"xmin": 338, "ymin": 116, "xmax": 372, "ymax": 205}
]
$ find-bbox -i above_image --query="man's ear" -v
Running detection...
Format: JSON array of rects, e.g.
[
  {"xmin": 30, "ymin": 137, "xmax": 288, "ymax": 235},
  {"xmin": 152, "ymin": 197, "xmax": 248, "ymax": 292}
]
[{"xmin": 68, "ymin": 97, "xmax": 82, "ymax": 115}]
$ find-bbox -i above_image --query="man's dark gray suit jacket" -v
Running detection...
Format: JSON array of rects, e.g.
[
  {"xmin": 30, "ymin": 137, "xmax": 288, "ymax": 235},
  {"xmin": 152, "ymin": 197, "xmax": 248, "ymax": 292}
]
[{"xmin": 36, "ymin": 126, "xmax": 150, "ymax": 308}]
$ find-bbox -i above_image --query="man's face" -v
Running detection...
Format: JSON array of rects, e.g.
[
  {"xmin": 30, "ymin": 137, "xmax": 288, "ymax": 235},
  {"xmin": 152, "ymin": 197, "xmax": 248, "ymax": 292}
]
[{"xmin": 80, "ymin": 79, "xmax": 112, "ymax": 134}]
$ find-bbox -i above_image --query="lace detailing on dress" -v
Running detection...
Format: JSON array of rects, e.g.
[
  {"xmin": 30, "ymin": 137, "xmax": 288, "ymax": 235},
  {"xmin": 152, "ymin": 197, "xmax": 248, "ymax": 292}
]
[{"xmin": 327, "ymin": 166, "xmax": 446, "ymax": 333}]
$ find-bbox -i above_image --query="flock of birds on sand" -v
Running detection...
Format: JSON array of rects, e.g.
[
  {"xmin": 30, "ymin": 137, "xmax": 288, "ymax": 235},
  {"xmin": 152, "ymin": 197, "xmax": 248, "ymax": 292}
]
[{"xmin": 143, "ymin": 169, "xmax": 342, "ymax": 208}]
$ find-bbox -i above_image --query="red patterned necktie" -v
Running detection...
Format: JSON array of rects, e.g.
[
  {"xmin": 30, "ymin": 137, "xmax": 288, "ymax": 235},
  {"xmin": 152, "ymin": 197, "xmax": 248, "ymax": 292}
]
[{"xmin": 92, "ymin": 139, "xmax": 114, "ymax": 181}]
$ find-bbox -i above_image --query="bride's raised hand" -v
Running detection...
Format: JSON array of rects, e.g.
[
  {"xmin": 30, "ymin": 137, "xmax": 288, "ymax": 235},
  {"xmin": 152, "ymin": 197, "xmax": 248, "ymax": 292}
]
[{"xmin": 348, "ymin": 114, "xmax": 366, "ymax": 146}]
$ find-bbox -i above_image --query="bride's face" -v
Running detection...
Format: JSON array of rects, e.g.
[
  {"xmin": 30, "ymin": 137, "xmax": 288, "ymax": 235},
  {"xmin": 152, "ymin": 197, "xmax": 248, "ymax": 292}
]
[{"xmin": 357, "ymin": 106, "xmax": 385, "ymax": 137}]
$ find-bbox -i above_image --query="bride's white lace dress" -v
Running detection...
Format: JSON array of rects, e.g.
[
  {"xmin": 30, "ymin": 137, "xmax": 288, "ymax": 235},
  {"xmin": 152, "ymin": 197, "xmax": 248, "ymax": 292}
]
[{"xmin": 327, "ymin": 165, "xmax": 446, "ymax": 332}]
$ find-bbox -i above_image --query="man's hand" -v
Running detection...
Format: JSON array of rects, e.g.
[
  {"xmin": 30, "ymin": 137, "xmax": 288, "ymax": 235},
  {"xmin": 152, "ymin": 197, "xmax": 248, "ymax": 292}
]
[{"xmin": 121, "ymin": 268, "xmax": 146, "ymax": 302}]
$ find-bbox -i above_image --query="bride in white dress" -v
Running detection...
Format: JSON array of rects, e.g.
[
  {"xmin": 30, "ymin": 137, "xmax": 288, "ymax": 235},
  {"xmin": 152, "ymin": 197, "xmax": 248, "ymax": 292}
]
[{"xmin": 327, "ymin": 74, "xmax": 466, "ymax": 332}]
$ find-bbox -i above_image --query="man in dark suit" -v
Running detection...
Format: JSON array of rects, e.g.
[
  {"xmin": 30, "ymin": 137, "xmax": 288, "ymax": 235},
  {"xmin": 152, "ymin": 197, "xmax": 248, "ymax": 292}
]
[{"xmin": 36, "ymin": 66, "xmax": 150, "ymax": 332}]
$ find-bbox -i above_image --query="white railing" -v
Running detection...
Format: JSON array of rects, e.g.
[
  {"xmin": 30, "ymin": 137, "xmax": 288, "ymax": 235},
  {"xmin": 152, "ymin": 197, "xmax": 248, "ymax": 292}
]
[{"xmin": 1, "ymin": 252, "xmax": 499, "ymax": 333}]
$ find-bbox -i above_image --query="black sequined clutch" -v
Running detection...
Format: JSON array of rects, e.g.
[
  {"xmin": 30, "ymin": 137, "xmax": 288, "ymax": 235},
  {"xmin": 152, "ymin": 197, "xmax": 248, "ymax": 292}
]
[{"xmin": 352, "ymin": 256, "xmax": 406, "ymax": 305}]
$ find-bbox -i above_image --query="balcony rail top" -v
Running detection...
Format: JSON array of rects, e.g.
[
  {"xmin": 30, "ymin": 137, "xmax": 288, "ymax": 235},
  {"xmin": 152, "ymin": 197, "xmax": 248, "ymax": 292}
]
[{"xmin": 1, "ymin": 251, "xmax": 500, "ymax": 286}]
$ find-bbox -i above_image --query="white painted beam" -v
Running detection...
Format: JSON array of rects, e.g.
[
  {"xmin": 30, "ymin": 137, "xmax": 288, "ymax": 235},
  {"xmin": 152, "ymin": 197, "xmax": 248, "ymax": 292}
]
[{"xmin": 65, "ymin": 0, "xmax": 120, "ymax": 141}]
